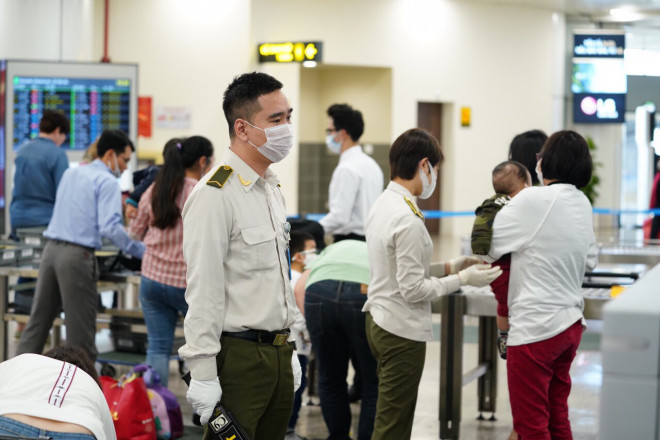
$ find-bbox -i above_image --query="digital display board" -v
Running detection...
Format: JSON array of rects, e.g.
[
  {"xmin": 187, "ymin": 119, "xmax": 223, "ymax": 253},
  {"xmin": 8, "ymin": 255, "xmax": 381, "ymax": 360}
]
[
  {"xmin": 572, "ymin": 31, "xmax": 626, "ymax": 123},
  {"xmin": 12, "ymin": 76, "xmax": 131, "ymax": 150},
  {"xmin": 258, "ymin": 41, "xmax": 322, "ymax": 63}
]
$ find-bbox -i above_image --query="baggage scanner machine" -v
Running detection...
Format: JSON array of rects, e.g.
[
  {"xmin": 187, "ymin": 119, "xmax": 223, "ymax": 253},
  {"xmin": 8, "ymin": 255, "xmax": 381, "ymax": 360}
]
[{"xmin": 601, "ymin": 263, "xmax": 660, "ymax": 439}]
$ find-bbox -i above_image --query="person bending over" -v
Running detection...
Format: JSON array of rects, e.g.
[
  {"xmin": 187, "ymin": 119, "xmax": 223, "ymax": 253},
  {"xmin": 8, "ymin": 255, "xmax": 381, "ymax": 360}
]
[{"xmin": 0, "ymin": 344, "xmax": 116, "ymax": 440}]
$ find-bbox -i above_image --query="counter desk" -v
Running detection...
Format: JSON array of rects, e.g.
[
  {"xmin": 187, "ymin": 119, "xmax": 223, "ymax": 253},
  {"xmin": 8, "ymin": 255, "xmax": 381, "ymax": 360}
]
[{"xmin": 0, "ymin": 265, "xmax": 141, "ymax": 361}]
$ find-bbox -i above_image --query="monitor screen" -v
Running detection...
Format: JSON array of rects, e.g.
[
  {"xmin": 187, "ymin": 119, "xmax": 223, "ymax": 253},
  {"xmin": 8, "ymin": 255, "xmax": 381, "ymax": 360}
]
[
  {"xmin": 0, "ymin": 60, "xmax": 138, "ymax": 232},
  {"xmin": 12, "ymin": 76, "xmax": 131, "ymax": 151},
  {"xmin": 572, "ymin": 31, "xmax": 626, "ymax": 124}
]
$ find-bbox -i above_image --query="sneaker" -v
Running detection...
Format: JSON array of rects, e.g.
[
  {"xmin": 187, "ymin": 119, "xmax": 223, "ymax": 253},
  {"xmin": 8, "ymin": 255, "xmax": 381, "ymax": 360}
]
[
  {"xmin": 497, "ymin": 332, "xmax": 508, "ymax": 360},
  {"xmin": 284, "ymin": 431, "xmax": 307, "ymax": 440}
]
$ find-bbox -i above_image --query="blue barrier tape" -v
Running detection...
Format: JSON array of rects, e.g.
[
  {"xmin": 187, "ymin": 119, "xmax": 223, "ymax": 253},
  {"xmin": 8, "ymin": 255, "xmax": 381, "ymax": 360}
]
[{"xmin": 294, "ymin": 208, "xmax": 660, "ymax": 222}]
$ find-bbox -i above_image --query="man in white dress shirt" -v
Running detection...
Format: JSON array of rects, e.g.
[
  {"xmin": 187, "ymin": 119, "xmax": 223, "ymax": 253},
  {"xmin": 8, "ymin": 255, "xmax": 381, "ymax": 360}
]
[{"xmin": 320, "ymin": 103, "xmax": 384, "ymax": 242}]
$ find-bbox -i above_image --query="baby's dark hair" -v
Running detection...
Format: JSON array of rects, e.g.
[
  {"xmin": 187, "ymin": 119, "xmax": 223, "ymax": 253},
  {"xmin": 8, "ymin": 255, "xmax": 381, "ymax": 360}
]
[{"xmin": 492, "ymin": 161, "xmax": 529, "ymax": 196}]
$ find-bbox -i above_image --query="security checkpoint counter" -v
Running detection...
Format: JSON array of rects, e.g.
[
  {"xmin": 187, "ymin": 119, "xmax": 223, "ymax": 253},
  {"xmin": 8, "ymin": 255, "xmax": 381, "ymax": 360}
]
[{"xmin": 0, "ymin": 265, "xmax": 141, "ymax": 361}]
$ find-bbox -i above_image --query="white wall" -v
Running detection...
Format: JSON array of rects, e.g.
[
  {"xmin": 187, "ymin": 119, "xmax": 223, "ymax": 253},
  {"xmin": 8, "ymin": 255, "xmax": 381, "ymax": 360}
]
[
  {"xmin": 0, "ymin": 0, "xmax": 95, "ymax": 60},
  {"xmin": 252, "ymin": 0, "xmax": 565, "ymax": 232},
  {"xmin": 99, "ymin": 0, "xmax": 252, "ymax": 164}
]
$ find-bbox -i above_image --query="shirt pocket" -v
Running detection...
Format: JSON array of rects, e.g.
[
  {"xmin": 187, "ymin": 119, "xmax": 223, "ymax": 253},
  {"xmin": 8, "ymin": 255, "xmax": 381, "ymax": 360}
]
[{"xmin": 240, "ymin": 224, "xmax": 278, "ymax": 272}]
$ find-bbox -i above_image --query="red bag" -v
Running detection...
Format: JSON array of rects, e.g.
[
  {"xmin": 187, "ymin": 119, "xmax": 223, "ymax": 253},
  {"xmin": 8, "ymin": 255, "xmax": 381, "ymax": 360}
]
[{"xmin": 101, "ymin": 374, "xmax": 157, "ymax": 440}]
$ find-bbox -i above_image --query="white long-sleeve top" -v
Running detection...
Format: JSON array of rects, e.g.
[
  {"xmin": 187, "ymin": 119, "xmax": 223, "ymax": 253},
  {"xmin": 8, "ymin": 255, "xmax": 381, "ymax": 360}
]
[
  {"xmin": 319, "ymin": 145, "xmax": 383, "ymax": 236},
  {"xmin": 0, "ymin": 353, "xmax": 116, "ymax": 440},
  {"xmin": 488, "ymin": 184, "xmax": 598, "ymax": 346},
  {"xmin": 363, "ymin": 182, "xmax": 461, "ymax": 341}
]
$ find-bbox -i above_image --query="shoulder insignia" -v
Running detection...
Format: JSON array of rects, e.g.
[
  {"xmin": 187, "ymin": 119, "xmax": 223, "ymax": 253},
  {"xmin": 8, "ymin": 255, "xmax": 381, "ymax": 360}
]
[
  {"xmin": 207, "ymin": 165, "xmax": 233, "ymax": 188},
  {"xmin": 238, "ymin": 174, "xmax": 252, "ymax": 186},
  {"xmin": 404, "ymin": 196, "xmax": 424, "ymax": 219},
  {"xmin": 277, "ymin": 183, "xmax": 282, "ymax": 188}
]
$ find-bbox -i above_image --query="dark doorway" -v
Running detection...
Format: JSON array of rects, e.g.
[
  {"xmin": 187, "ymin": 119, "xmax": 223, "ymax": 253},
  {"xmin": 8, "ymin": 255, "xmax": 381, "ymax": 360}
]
[{"xmin": 417, "ymin": 102, "xmax": 443, "ymax": 235}]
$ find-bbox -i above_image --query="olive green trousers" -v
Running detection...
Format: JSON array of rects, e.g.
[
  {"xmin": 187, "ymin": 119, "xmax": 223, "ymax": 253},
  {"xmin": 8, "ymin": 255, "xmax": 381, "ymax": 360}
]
[
  {"xmin": 202, "ymin": 335, "xmax": 294, "ymax": 440},
  {"xmin": 366, "ymin": 312, "xmax": 426, "ymax": 440}
]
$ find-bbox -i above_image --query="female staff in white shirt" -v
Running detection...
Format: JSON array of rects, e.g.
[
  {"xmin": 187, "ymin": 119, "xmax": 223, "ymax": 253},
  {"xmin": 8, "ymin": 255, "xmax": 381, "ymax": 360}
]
[
  {"xmin": 488, "ymin": 130, "xmax": 598, "ymax": 439},
  {"xmin": 363, "ymin": 128, "xmax": 502, "ymax": 440}
]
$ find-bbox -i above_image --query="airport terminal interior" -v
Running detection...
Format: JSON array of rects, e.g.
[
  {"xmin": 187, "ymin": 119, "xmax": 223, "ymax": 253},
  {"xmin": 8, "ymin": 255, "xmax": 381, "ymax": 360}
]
[{"xmin": 3, "ymin": 0, "xmax": 660, "ymax": 439}]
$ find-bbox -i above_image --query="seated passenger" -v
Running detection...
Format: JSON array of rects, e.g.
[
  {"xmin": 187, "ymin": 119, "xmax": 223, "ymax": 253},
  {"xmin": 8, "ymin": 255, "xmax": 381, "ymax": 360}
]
[{"xmin": 0, "ymin": 344, "xmax": 116, "ymax": 440}]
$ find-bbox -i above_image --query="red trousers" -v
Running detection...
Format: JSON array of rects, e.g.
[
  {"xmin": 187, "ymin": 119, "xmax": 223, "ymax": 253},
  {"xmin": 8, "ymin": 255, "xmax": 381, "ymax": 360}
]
[{"xmin": 507, "ymin": 320, "xmax": 583, "ymax": 440}]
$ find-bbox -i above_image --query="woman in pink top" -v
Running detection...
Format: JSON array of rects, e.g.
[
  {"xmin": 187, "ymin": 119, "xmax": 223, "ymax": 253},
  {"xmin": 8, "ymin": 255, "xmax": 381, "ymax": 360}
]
[{"xmin": 130, "ymin": 136, "xmax": 214, "ymax": 385}]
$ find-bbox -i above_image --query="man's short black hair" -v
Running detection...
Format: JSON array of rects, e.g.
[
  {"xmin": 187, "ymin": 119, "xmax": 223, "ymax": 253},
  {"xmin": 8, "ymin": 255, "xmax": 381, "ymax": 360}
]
[
  {"xmin": 539, "ymin": 130, "xmax": 592, "ymax": 188},
  {"xmin": 223, "ymin": 72, "xmax": 283, "ymax": 138},
  {"xmin": 39, "ymin": 110, "xmax": 70, "ymax": 136},
  {"xmin": 97, "ymin": 129, "xmax": 133, "ymax": 157},
  {"xmin": 327, "ymin": 104, "xmax": 364, "ymax": 142},
  {"xmin": 44, "ymin": 344, "xmax": 101, "ymax": 388},
  {"xmin": 508, "ymin": 129, "xmax": 547, "ymax": 185},
  {"xmin": 389, "ymin": 128, "xmax": 443, "ymax": 180},
  {"xmin": 290, "ymin": 230, "xmax": 314, "ymax": 256}
]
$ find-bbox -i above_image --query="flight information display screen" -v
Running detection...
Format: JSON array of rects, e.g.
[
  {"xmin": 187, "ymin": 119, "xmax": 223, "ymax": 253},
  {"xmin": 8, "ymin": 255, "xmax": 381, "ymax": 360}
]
[{"xmin": 12, "ymin": 76, "xmax": 131, "ymax": 150}]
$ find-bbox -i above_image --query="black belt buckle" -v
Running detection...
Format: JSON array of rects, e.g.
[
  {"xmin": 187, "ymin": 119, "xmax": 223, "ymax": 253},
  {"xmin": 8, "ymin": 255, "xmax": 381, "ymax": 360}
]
[{"xmin": 272, "ymin": 333, "xmax": 288, "ymax": 346}]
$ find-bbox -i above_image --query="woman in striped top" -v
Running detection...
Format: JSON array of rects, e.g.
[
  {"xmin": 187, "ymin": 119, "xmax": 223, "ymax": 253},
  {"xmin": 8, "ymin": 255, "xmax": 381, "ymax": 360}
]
[{"xmin": 130, "ymin": 136, "xmax": 214, "ymax": 385}]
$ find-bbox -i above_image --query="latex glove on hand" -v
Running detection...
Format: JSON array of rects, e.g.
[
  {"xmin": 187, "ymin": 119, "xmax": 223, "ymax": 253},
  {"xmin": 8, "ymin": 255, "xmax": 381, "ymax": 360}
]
[
  {"xmin": 292, "ymin": 351, "xmax": 302, "ymax": 391},
  {"xmin": 448, "ymin": 256, "xmax": 483, "ymax": 274},
  {"xmin": 186, "ymin": 377, "xmax": 222, "ymax": 425},
  {"xmin": 458, "ymin": 264, "xmax": 502, "ymax": 287}
]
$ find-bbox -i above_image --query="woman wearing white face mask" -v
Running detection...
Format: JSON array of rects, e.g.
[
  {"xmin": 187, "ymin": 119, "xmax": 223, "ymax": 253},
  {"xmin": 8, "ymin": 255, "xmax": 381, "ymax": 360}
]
[
  {"xmin": 129, "ymin": 136, "xmax": 214, "ymax": 386},
  {"xmin": 363, "ymin": 128, "xmax": 502, "ymax": 440}
]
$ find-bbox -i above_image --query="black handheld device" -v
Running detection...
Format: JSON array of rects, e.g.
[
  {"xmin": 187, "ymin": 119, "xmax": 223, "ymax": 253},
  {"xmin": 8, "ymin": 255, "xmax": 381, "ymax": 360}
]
[{"xmin": 182, "ymin": 372, "xmax": 250, "ymax": 440}]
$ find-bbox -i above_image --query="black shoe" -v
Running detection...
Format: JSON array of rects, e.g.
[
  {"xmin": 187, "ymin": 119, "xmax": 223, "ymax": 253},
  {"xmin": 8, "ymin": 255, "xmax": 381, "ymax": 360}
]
[{"xmin": 192, "ymin": 413, "xmax": 202, "ymax": 426}]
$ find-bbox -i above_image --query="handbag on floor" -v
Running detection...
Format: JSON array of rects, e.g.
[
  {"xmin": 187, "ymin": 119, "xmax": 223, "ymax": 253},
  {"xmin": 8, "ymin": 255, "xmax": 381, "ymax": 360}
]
[
  {"xmin": 132, "ymin": 364, "xmax": 184, "ymax": 440},
  {"xmin": 100, "ymin": 373, "xmax": 157, "ymax": 440}
]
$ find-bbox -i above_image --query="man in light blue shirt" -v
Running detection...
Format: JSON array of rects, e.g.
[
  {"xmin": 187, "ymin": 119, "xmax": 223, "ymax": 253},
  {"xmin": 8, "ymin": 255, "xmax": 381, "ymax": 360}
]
[
  {"xmin": 18, "ymin": 129, "xmax": 145, "ymax": 360},
  {"xmin": 10, "ymin": 110, "xmax": 70, "ymax": 238}
]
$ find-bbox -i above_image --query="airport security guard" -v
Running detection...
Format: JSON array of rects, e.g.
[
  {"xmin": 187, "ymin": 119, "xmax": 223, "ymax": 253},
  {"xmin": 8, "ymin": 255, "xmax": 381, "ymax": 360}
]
[
  {"xmin": 363, "ymin": 128, "xmax": 502, "ymax": 440},
  {"xmin": 179, "ymin": 72, "xmax": 301, "ymax": 440}
]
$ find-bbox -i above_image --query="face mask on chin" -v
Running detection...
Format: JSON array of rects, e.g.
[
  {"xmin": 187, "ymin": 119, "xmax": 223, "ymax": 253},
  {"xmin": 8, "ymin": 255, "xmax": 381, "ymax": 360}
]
[
  {"xmin": 418, "ymin": 160, "xmax": 437, "ymax": 199},
  {"xmin": 325, "ymin": 133, "xmax": 341, "ymax": 154},
  {"xmin": 245, "ymin": 120, "xmax": 294, "ymax": 163}
]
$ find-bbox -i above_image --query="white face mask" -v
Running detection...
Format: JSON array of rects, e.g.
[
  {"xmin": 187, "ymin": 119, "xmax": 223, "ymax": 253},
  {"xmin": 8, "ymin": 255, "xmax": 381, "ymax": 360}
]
[
  {"xmin": 302, "ymin": 250, "xmax": 317, "ymax": 267},
  {"xmin": 418, "ymin": 160, "xmax": 437, "ymax": 199},
  {"xmin": 536, "ymin": 160, "xmax": 544, "ymax": 186},
  {"xmin": 111, "ymin": 153, "xmax": 121, "ymax": 178},
  {"xmin": 325, "ymin": 133, "xmax": 341, "ymax": 154},
  {"xmin": 245, "ymin": 121, "xmax": 294, "ymax": 163}
]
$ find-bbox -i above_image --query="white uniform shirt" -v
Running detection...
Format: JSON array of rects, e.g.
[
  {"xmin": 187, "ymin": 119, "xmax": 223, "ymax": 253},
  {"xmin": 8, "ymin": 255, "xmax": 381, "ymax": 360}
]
[
  {"xmin": 179, "ymin": 149, "xmax": 297, "ymax": 380},
  {"xmin": 363, "ymin": 181, "xmax": 461, "ymax": 341},
  {"xmin": 0, "ymin": 353, "xmax": 116, "ymax": 440},
  {"xmin": 488, "ymin": 184, "xmax": 598, "ymax": 346},
  {"xmin": 319, "ymin": 145, "xmax": 383, "ymax": 236}
]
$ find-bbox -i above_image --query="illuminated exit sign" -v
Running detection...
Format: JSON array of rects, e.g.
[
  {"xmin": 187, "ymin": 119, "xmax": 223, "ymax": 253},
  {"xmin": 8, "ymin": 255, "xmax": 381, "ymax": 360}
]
[{"xmin": 258, "ymin": 41, "xmax": 323, "ymax": 63}]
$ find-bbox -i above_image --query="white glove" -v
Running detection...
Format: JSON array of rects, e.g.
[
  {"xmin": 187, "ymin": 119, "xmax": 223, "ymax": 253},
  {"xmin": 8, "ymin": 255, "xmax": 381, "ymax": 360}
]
[
  {"xmin": 458, "ymin": 264, "xmax": 502, "ymax": 287},
  {"xmin": 292, "ymin": 351, "xmax": 302, "ymax": 392},
  {"xmin": 448, "ymin": 256, "xmax": 483, "ymax": 274},
  {"xmin": 186, "ymin": 377, "xmax": 222, "ymax": 425}
]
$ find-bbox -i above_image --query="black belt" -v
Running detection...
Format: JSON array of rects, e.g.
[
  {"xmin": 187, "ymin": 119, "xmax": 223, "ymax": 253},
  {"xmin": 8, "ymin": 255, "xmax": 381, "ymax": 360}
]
[
  {"xmin": 223, "ymin": 329, "xmax": 291, "ymax": 346},
  {"xmin": 50, "ymin": 239, "xmax": 94, "ymax": 253}
]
